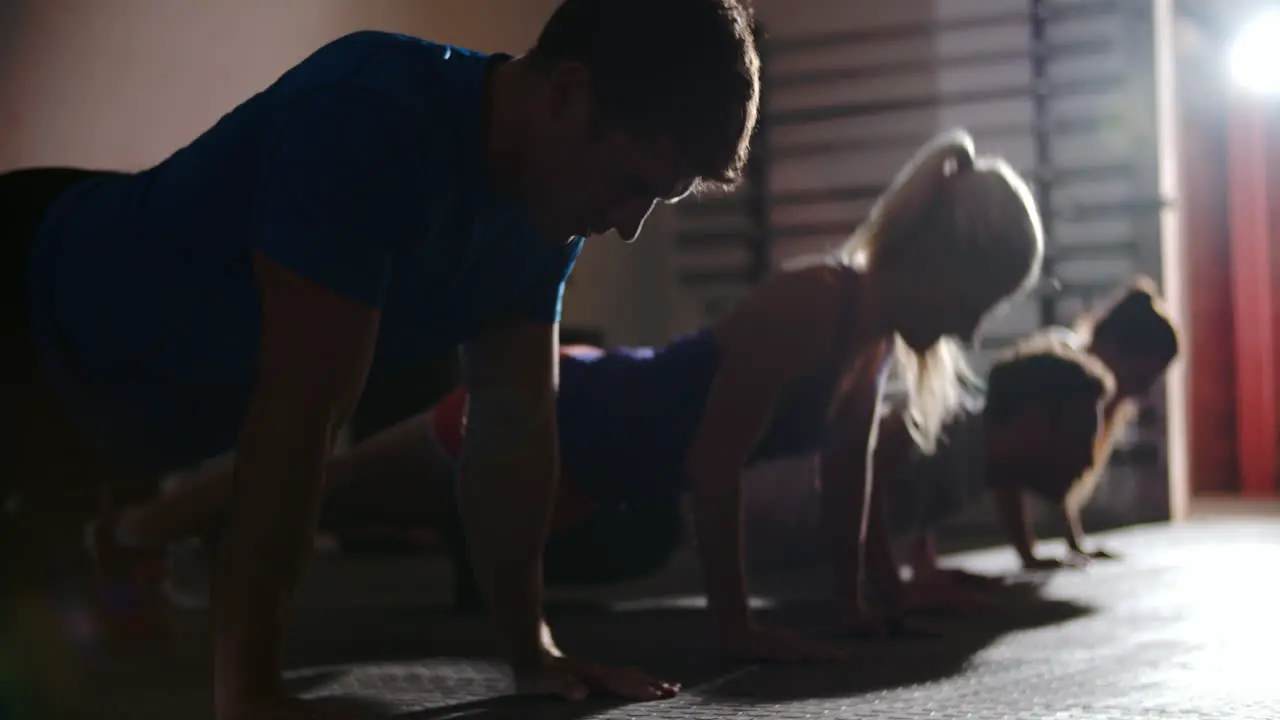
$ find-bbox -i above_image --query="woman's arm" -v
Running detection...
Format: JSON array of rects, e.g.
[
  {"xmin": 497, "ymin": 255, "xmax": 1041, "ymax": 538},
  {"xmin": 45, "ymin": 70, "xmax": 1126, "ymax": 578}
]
[
  {"xmin": 684, "ymin": 268, "xmax": 844, "ymax": 655},
  {"xmin": 991, "ymin": 485, "xmax": 1040, "ymax": 567},
  {"xmin": 992, "ymin": 486, "xmax": 1082, "ymax": 569},
  {"xmin": 1061, "ymin": 499, "xmax": 1116, "ymax": 559},
  {"xmin": 817, "ymin": 354, "xmax": 903, "ymax": 619}
]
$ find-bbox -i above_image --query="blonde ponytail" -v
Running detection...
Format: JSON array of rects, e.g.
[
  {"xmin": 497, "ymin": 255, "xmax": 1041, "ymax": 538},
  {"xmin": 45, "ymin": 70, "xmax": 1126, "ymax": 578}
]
[
  {"xmin": 846, "ymin": 129, "xmax": 1045, "ymax": 454},
  {"xmin": 890, "ymin": 336, "xmax": 981, "ymax": 454},
  {"xmin": 842, "ymin": 129, "xmax": 977, "ymax": 270}
]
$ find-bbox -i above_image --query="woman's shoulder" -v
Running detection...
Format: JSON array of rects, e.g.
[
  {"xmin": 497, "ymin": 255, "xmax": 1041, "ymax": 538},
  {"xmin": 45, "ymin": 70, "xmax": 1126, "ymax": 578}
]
[
  {"xmin": 755, "ymin": 261, "xmax": 851, "ymax": 314},
  {"xmin": 714, "ymin": 261, "xmax": 853, "ymax": 369},
  {"xmin": 1039, "ymin": 324, "xmax": 1085, "ymax": 349}
]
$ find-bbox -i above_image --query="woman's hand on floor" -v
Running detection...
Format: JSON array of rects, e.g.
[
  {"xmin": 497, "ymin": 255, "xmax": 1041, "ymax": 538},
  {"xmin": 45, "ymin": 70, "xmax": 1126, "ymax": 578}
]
[
  {"xmin": 931, "ymin": 567, "xmax": 1007, "ymax": 591},
  {"xmin": 719, "ymin": 623, "xmax": 850, "ymax": 663},
  {"xmin": 904, "ymin": 576, "xmax": 1001, "ymax": 616},
  {"xmin": 1070, "ymin": 547, "xmax": 1120, "ymax": 562},
  {"xmin": 833, "ymin": 608, "xmax": 944, "ymax": 639},
  {"xmin": 514, "ymin": 652, "xmax": 680, "ymax": 701},
  {"xmin": 1022, "ymin": 554, "xmax": 1089, "ymax": 571}
]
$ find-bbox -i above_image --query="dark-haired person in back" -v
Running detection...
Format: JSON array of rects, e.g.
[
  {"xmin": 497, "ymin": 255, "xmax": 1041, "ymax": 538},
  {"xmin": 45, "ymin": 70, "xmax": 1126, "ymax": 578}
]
[
  {"xmin": 854, "ymin": 277, "xmax": 1180, "ymax": 618},
  {"xmin": 1, "ymin": 1, "xmax": 761, "ymax": 716},
  {"xmin": 986, "ymin": 276, "xmax": 1181, "ymax": 573},
  {"xmin": 850, "ymin": 336, "xmax": 1116, "ymax": 618}
]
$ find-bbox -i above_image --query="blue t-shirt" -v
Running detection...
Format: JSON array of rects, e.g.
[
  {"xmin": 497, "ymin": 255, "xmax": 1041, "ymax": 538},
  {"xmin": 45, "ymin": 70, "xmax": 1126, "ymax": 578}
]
[{"xmin": 26, "ymin": 31, "xmax": 583, "ymax": 473}]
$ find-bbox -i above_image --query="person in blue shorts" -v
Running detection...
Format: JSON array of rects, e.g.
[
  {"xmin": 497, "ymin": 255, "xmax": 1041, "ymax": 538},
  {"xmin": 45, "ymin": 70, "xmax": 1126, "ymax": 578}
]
[
  {"xmin": 86, "ymin": 130, "xmax": 1048, "ymax": 663},
  {"xmin": 1, "ymin": 1, "xmax": 761, "ymax": 716}
]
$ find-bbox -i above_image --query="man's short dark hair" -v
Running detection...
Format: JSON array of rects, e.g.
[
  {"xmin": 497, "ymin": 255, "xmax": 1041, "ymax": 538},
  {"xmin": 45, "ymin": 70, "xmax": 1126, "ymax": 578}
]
[
  {"xmin": 1085, "ymin": 275, "xmax": 1180, "ymax": 368},
  {"xmin": 984, "ymin": 337, "xmax": 1115, "ymax": 425},
  {"xmin": 529, "ymin": 0, "xmax": 761, "ymax": 191}
]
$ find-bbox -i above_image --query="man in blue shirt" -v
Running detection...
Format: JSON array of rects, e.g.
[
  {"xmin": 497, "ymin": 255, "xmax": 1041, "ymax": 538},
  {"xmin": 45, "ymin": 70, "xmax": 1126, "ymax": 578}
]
[{"xmin": 0, "ymin": 1, "xmax": 761, "ymax": 717}]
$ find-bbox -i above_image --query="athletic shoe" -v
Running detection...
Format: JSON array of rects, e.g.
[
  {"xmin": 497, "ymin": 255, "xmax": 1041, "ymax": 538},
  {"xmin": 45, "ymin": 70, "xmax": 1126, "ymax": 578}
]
[
  {"xmin": 162, "ymin": 537, "xmax": 211, "ymax": 610},
  {"xmin": 84, "ymin": 510, "xmax": 169, "ymax": 643}
]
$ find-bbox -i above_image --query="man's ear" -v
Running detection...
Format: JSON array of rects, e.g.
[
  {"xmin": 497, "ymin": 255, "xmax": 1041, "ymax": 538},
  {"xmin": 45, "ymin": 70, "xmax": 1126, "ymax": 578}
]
[{"xmin": 544, "ymin": 61, "xmax": 593, "ymax": 126}]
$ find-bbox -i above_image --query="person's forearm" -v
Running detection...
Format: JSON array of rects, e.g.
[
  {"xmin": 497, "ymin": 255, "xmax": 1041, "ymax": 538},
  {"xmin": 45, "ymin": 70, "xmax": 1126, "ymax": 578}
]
[
  {"xmin": 992, "ymin": 487, "xmax": 1037, "ymax": 564},
  {"xmin": 908, "ymin": 531, "xmax": 941, "ymax": 576},
  {"xmin": 458, "ymin": 403, "xmax": 557, "ymax": 668},
  {"xmin": 864, "ymin": 489, "xmax": 905, "ymax": 610},
  {"xmin": 212, "ymin": 424, "xmax": 333, "ymax": 715},
  {"xmin": 1063, "ymin": 503, "xmax": 1086, "ymax": 553},
  {"xmin": 818, "ymin": 419, "xmax": 887, "ymax": 614},
  {"xmin": 690, "ymin": 467, "xmax": 751, "ymax": 635}
]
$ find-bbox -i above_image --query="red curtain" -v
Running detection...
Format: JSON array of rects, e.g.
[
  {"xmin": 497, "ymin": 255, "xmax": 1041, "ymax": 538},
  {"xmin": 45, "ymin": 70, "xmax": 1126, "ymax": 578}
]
[{"xmin": 1226, "ymin": 91, "xmax": 1279, "ymax": 497}]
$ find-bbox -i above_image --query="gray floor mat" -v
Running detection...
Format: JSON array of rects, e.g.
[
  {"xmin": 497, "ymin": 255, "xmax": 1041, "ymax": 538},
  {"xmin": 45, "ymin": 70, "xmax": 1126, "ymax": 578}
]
[{"xmin": 49, "ymin": 517, "xmax": 1280, "ymax": 718}]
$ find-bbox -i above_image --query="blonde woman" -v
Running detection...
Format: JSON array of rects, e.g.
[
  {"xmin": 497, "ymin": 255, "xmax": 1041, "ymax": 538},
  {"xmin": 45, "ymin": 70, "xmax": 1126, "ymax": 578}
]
[{"xmin": 91, "ymin": 129, "xmax": 1045, "ymax": 667}]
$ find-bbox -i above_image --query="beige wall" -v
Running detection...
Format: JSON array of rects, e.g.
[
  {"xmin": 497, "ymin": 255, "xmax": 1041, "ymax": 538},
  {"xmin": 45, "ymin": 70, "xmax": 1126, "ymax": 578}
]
[
  {"xmin": 0, "ymin": 0, "xmax": 572, "ymax": 170},
  {"xmin": 0, "ymin": 0, "xmax": 668, "ymax": 344}
]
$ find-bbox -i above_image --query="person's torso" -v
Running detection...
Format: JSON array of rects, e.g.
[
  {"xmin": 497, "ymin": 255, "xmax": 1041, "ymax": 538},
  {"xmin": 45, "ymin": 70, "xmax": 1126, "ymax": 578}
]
[
  {"xmin": 26, "ymin": 32, "xmax": 573, "ymax": 471},
  {"xmin": 559, "ymin": 265, "xmax": 871, "ymax": 502}
]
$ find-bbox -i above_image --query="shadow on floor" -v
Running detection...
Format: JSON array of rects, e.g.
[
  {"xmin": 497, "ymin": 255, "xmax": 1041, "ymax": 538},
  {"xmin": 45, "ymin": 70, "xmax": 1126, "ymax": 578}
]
[
  {"xmin": 278, "ymin": 575, "xmax": 1096, "ymax": 719},
  {"xmin": 705, "ymin": 586, "xmax": 1094, "ymax": 702}
]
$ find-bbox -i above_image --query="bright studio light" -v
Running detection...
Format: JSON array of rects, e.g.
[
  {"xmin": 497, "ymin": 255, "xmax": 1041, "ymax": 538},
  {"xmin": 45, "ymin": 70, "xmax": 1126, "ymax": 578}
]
[{"xmin": 1228, "ymin": 11, "xmax": 1280, "ymax": 95}]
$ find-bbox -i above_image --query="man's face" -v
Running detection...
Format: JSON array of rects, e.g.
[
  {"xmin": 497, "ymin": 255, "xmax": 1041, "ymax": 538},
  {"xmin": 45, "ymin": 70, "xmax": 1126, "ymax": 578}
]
[{"xmin": 522, "ymin": 62, "xmax": 695, "ymax": 244}]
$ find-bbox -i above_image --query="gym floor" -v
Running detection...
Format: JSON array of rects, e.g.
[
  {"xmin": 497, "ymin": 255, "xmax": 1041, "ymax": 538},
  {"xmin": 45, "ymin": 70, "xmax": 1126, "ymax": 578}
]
[{"xmin": 68, "ymin": 501, "xmax": 1280, "ymax": 719}]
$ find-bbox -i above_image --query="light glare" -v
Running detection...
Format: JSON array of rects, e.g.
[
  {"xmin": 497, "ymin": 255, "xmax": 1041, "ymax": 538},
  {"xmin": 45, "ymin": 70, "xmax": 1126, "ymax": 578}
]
[{"xmin": 1228, "ymin": 11, "xmax": 1280, "ymax": 95}]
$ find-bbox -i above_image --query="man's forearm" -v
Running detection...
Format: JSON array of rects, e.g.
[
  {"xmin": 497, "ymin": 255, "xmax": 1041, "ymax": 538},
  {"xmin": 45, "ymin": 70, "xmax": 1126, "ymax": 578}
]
[
  {"xmin": 213, "ymin": 427, "xmax": 333, "ymax": 713},
  {"xmin": 458, "ymin": 399, "xmax": 557, "ymax": 667}
]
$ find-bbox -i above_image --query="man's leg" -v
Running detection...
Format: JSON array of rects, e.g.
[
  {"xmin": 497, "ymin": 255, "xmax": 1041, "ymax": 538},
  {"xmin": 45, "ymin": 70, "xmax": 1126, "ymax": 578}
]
[
  {"xmin": 1, "ymin": 168, "xmax": 153, "ymax": 716},
  {"xmin": 102, "ymin": 398, "xmax": 465, "ymax": 616},
  {"xmin": 1, "ymin": 168, "xmax": 149, "ymax": 583},
  {"xmin": 113, "ymin": 408, "xmax": 459, "ymax": 552}
]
